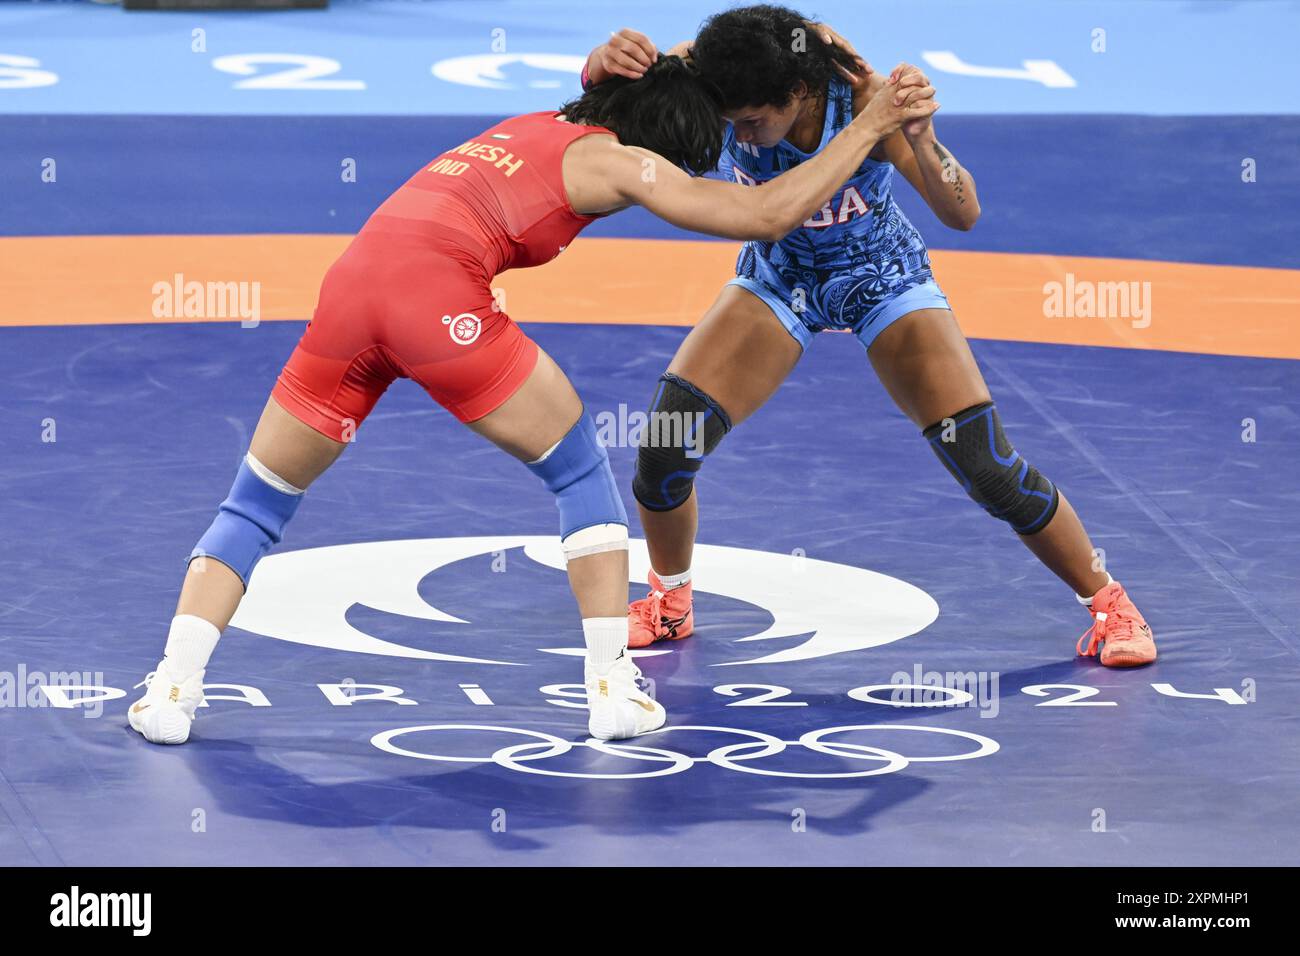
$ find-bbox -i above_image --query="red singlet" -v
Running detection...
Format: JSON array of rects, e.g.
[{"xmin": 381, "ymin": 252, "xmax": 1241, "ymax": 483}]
[{"xmin": 272, "ymin": 111, "xmax": 612, "ymax": 441}]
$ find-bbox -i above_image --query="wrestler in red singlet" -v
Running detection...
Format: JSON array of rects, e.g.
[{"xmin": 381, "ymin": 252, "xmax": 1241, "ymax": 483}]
[{"xmin": 272, "ymin": 111, "xmax": 612, "ymax": 440}]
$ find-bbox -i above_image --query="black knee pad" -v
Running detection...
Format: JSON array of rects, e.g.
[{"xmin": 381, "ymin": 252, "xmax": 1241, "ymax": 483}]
[
  {"xmin": 632, "ymin": 373, "xmax": 732, "ymax": 512},
  {"xmin": 923, "ymin": 401, "xmax": 1059, "ymax": 535}
]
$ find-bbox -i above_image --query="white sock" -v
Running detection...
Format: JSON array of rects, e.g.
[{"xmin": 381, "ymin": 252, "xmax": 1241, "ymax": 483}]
[
  {"xmin": 583, "ymin": 616, "xmax": 627, "ymax": 674},
  {"xmin": 163, "ymin": 614, "xmax": 221, "ymax": 682},
  {"xmin": 1077, "ymin": 572, "xmax": 1114, "ymax": 607},
  {"xmin": 654, "ymin": 567, "xmax": 692, "ymax": 591}
]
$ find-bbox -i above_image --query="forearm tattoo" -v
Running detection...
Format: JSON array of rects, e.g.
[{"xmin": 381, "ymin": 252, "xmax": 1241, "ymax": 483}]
[{"xmin": 931, "ymin": 141, "xmax": 966, "ymax": 205}]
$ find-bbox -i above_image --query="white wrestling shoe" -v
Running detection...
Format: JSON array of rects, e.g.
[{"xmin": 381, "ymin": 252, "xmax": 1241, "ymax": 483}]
[
  {"xmin": 585, "ymin": 654, "xmax": 666, "ymax": 741},
  {"xmin": 127, "ymin": 660, "xmax": 205, "ymax": 745}
]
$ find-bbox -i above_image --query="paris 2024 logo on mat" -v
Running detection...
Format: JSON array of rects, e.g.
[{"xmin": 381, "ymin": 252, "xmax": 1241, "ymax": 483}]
[{"xmin": 228, "ymin": 536, "xmax": 940, "ymax": 667}]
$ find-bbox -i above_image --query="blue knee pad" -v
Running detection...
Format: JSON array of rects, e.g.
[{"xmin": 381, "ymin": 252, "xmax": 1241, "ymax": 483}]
[
  {"xmin": 923, "ymin": 401, "xmax": 1060, "ymax": 535},
  {"xmin": 526, "ymin": 412, "xmax": 628, "ymax": 538},
  {"xmin": 632, "ymin": 373, "xmax": 732, "ymax": 512},
  {"xmin": 191, "ymin": 458, "xmax": 304, "ymax": 586}
]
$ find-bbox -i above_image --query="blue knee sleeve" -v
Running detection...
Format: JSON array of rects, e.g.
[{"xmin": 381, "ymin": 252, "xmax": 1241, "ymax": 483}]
[
  {"xmin": 526, "ymin": 412, "xmax": 628, "ymax": 538},
  {"xmin": 923, "ymin": 401, "xmax": 1060, "ymax": 535},
  {"xmin": 632, "ymin": 373, "xmax": 731, "ymax": 512},
  {"xmin": 191, "ymin": 459, "xmax": 304, "ymax": 586}
]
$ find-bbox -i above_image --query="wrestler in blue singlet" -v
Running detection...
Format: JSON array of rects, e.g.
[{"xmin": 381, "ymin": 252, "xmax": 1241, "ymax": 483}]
[{"xmin": 716, "ymin": 75, "xmax": 951, "ymax": 351}]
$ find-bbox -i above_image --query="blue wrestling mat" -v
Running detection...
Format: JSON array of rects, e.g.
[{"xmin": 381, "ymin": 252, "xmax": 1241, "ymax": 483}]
[{"xmin": 2, "ymin": 320, "xmax": 1297, "ymax": 866}]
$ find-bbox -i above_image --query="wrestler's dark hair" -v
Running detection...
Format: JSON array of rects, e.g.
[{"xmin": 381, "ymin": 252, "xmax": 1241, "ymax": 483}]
[
  {"xmin": 558, "ymin": 54, "xmax": 723, "ymax": 174},
  {"xmin": 691, "ymin": 4, "xmax": 858, "ymax": 111}
]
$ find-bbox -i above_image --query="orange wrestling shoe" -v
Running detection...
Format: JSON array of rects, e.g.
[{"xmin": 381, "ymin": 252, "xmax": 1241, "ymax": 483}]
[
  {"xmin": 1076, "ymin": 581, "xmax": 1157, "ymax": 667},
  {"xmin": 628, "ymin": 572, "xmax": 694, "ymax": 649}
]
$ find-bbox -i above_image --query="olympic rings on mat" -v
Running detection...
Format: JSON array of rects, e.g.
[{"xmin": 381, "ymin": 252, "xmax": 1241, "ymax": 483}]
[{"xmin": 370, "ymin": 723, "xmax": 1000, "ymax": 780}]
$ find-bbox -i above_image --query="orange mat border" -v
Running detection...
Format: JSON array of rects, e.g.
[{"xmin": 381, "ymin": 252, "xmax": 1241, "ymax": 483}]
[{"xmin": 2, "ymin": 235, "xmax": 1296, "ymax": 359}]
